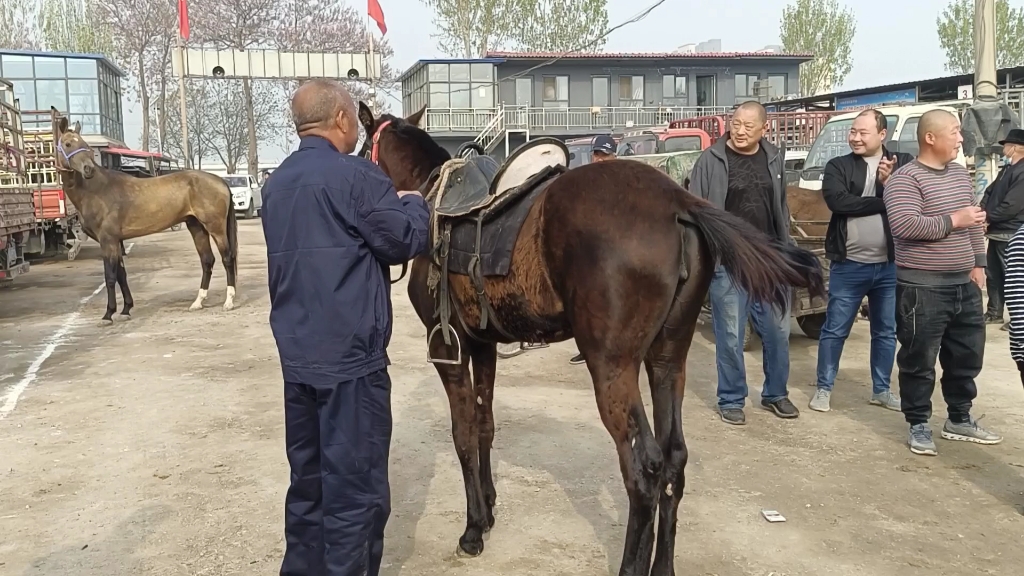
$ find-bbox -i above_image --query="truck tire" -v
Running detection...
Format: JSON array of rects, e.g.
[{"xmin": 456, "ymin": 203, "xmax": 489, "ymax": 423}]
[
  {"xmin": 243, "ymin": 200, "xmax": 255, "ymax": 220},
  {"xmin": 797, "ymin": 313, "xmax": 827, "ymax": 341}
]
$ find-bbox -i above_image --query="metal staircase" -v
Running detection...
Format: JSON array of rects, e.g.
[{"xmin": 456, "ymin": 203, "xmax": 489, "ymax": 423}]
[{"xmin": 474, "ymin": 104, "xmax": 506, "ymax": 154}]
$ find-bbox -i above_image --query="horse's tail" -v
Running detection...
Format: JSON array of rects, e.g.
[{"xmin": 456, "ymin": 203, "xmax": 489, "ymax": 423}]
[
  {"xmin": 680, "ymin": 201, "xmax": 824, "ymax": 310},
  {"xmin": 225, "ymin": 186, "xmax": 239, "ymax": 279}
]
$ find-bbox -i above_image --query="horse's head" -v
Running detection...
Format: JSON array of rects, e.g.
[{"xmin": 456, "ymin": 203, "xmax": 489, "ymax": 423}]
[
  {"xmin": 54, "ymin": 112, "xmax": 98, "ymax": 179},
  {"xmin": 357, "ymin": 101, "xmax": 451, "ymax": 191}
]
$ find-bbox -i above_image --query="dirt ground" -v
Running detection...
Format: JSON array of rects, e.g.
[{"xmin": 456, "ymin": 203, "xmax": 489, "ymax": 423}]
[{"xmin": 1, "ymin": 220, "xmax": 1023, "ymax": 576}]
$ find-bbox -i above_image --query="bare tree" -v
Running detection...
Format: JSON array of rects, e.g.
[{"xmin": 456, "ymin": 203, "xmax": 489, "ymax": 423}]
[
  {"xmin": 145, "ymin": 1, "xmax": 178, "ymax": 153},
  {"xmin": 276, "ymin": 0, "xmax": 396, "ymax": 110},
  {"xmin": 98, "ymin": 0, "xmax": 174, "ymax": 150},
  {"xmin": 157, "ymin": 79, "xmax": 215, "ymax": 169},
  {"xmin": 780, "ymin": 0, "xmax": 856, "ymax": 96},
  {"xmin": 200, "ymin": 79, "xmax": 285, "ymax": 173},
  {"xmin": 515, "ymin": 0, "xmax": 608, "ymax": 53},
  {"xmin": 38, "ymin": 0, "xmax": 115, "ymax": 54},
  {"xmin": 192, "ymin": 0, "xmax": 282, "ymax": 176},
  {"xmin": 420, "ymin": 0, "xmax": 529, "ymax": 58},
  {"xmin": 1, "ymin": 0, "xmax": 40, "ymax": 49}
]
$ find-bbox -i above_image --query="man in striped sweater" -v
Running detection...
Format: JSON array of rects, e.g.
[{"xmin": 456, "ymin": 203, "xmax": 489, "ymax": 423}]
[{"xmin": 883, "ymin": 109, "xmax": 1003, "ymax": 456}]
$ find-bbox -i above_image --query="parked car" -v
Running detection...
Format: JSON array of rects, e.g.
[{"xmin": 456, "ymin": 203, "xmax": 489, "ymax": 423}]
[{"xmin": 222, "ymin": 174, "xmax": 262, "ymax": 218}]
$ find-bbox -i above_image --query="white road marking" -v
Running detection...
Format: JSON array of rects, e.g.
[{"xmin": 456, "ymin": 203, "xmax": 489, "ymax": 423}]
[{"xmin": 0, "ymin": 242, "xmax": 135, "ymax": 420}]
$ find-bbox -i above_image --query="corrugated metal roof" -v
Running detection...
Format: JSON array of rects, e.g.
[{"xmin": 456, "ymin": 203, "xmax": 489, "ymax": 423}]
[
  {"xmin": 485, "ymin": 50, "xmax": 814, "ymax": 59},
  {"xmin": 0, "ymin": 48, "xmax": 126, "ymax": 78}
]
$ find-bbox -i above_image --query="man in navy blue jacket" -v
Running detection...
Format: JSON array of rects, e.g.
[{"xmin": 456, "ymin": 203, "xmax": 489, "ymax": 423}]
[{"xmin": 261, "ymin": 79, "xmax": 430, "ymax": 576}]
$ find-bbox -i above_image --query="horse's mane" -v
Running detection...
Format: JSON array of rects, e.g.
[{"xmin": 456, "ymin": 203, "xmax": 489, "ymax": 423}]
[{"xmin": 384, "ymin": 114, "xmax": 451, "ymax": 169}]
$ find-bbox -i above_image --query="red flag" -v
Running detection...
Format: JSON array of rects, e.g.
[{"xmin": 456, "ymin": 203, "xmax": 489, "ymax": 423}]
[
  {"xmin": 178, "ymin": 0, "xmax": 190, "ymax": 41},
  {"xmin": 368, "ymin": 0, "xmax": 387, "ymax": 35}
]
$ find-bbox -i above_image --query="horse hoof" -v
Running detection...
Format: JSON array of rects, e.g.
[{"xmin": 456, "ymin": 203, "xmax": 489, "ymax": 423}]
[
  {"xmin": 222, "ymin": 301, "xmax": 235, "ymax": 311},
  {"xmin": 120, "ymin": 312, "xmax": 132, "ymax": 319},
  {"xmin": 456, "ymin": 538, "xmax": 483, "ymax": 557},
  {"xmin": 100, "ymin": 318, "xmax": 114, "ymax": 327},
  {"xmin": 188, "ymin": 302, "xmax": 203, "ymax": 312}
]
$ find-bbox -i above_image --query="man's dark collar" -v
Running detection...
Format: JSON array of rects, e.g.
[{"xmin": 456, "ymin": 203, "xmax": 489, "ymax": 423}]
[{"xmin": 298, "ymin": 134, "xmax": 339, "ymax": 152}]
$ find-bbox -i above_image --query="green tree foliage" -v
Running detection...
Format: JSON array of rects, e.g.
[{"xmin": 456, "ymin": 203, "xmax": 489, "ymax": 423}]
[
  {"xmin": 0, "ymin": 0, "xmax": 40, "ymax": 50},
  {"xmin": 779, "ymin": 0, "xmax": 856, "ymax": 96},
  {"xmin": 422, "ymin": 0, "xmax": 608, "ymax": 58},
  {"xmin": 936, "ymin": 0, "xmax": 1024, "ymax": 74},
  {"xmin": 38, "ymin": 0, "xmax": 115, "ymax": 55}
]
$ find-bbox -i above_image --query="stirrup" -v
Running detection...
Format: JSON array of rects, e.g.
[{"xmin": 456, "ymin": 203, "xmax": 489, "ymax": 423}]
[{"xmin": 426, "ymin": 324, "xmax": 463, "ymax": 365}]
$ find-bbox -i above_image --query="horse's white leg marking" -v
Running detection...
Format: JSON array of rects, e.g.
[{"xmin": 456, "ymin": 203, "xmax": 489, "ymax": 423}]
[
  {"xmin": 223, "ymin": 286, "xmax": 236, "ymax": 311},
  {"xmin": 189, "ymin": 289, "xmax": 208, "ymax": 311}
]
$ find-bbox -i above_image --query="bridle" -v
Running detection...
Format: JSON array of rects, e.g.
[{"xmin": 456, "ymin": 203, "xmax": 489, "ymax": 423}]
[
  {"xmin": 368, "ymin": 119, "xmax": 392, "ymax": 165},
  {"xmin": 55, "ymin": 138, "xmax": 91, "ymax": 173}
]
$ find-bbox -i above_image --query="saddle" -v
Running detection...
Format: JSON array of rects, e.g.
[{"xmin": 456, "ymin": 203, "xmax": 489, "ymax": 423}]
[{"xmin": 425, "ymin": 138, "xmax": 570, "ymax": 359}]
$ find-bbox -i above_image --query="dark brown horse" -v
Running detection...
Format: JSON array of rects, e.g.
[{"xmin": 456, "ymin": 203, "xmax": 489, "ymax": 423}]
[
  {"xmin": 53, "ymin": 116, "xmax": 238, "ymax": 322},
  {"xmin": 359, "ymin": 103, "xmax": 824, "ymax": 576}
]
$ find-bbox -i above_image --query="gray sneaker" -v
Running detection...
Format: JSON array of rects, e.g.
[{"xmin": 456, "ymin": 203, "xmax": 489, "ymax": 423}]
[
  {"xmin": 940, "ymin": 416, "xmax": 1003, "ymax": 445},
  {"xmin": 808, "ymin": 388, "xmax": 831, "ymax": 412},
  {"xmin": 869, "ymin": 390, "xmax": 901, "ymax": 411},
  {"xmin": 909, "ymin": 424, "xmax": 938, "ymax": 456}
]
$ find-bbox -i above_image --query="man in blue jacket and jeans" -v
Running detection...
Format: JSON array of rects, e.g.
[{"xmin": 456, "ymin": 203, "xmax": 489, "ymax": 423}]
[
  {"xmin": 262, "ymin": 79, "xmax": 430, "ymax": 576},
  {"xmin": 689, "ymin": 101, "xmax": 799, "ymax": 425}
]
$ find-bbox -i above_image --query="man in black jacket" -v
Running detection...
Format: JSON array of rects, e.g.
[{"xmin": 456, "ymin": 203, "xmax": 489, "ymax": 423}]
[
  {"xmin": 809, "ymin": 109, "xmax": 915, "ymax": 413},
  {"xmin": 980, "ymin": 128, "xmax": 1024, "ymax": 329}
]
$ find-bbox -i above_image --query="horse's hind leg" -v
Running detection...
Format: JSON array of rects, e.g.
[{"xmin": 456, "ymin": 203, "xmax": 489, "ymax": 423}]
[
  {"xmin": 210, "ymin": 231, "xmax": 236, "ymax": 311},
  {"xmin": 648, "ymin": 228, "xmax": 710, "ymax": 576},
  {"xmin": 116, "ymin": 255, "xmax": 134, "ymax": 317},
  {"xmin": 99, "ymin": 241, "xmax": 120, "ymax": 323},
  {"xmin": 431, "ymin": 330, "xmax": 490, "ymax": 556},
  {"xmin": 470, "ymin": 341, "xmax": 498, "ymax": 530},
  {"xmin": 186, "ymin": 217, "xmax": 216, "ymax": 311}
]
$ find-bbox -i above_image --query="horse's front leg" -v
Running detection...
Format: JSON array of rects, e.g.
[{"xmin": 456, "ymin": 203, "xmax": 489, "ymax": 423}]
[{"xmin": 100, "ymin": 242, "xmax": 120, "ymax": 323}]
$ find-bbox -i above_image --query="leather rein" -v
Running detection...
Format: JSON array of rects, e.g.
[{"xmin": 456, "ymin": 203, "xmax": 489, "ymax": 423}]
[{"xmin": 366, "ymin": 119, "xmax": 440, "ymax": 285}]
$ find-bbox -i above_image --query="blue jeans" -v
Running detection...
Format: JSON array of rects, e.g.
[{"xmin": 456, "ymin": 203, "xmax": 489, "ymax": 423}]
[
  {"xmin": 815, "ymin": 260, "xmax": 896, "ymax": 395},
  {"xmin": 709, "ymin": 265, "xmax": 791, "ymax": 410}
]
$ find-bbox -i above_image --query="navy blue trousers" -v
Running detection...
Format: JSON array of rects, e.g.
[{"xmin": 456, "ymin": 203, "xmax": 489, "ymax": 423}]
[{"xmin": 280, "ymin": 370, "xmax": 392, "ymax": 576}]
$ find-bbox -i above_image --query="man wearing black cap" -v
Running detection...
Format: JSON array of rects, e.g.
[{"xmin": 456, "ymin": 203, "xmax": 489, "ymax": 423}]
[
  {"xmin": 981, "ymin": 128, "xmax": 1024, "ymax": 329},
  {"xmin": 568, "ymin": 134, "xmax": 618, "ymax": 365}
]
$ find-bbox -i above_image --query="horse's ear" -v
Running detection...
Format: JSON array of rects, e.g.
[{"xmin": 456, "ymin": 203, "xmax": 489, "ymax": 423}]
[
  {"xmin": 56, "ymin": 116, "xmax": 69, "ymax": 134},
  {"xmin": 357, "ymin": 101, "xmax": 375, "ymax": 135},
  {"xmin": 73, "ymin": 121, "xmax": 81, "ymax": 133},
  {"xmin": 406, "ymin": 104, "xmax": 427, "ymax": 128}
]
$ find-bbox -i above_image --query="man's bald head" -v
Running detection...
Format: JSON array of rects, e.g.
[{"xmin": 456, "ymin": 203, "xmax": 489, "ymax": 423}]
[
  {"xmin": 291, "ymin": 79, "xmax": 355, "ymax": 133},
  {"xmin": 916, "ymin": 109, "xmax": 957, "ymax": 143},
  {"xmin": 736, "ymin": 100, "xmax": 768, "ymax": 123}
]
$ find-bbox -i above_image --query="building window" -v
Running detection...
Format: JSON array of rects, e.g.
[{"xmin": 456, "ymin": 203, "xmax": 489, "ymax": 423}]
[
  {"xmin": 471, "ymin": 63, "xmax": 493, "ymax": 82},
  {"xmin": 423, "ymin": 63, "xmax": 494, "ymax": 109},
  {"xmin": 428, "ymin": 63, "xmax": 449, "ymax": 82},
  {"xmin": 66, "ymin": 58, "xmax": 98, "ymax": 78},
  {"xmin": 662, "ymin": 74, "xmax": 687, "ymax": 105},
  {"xmin": 36, "ymin": 79, "xmax": 68, "ymax": 111},
  {"xmin": 514, "ymin": 77, "xmax": 533, "ymax": 106},
  {"xmin": 471, "ymin": 83, "xmax": 494, "ymax": 108},
  {"xmin": 1, "ymin": 54, "xmax": 33, "ymax": 77},
  {"xmin": 592, "ymin": 76, "xmax": 609, "ymax": 107},
  {"xmin": 735, "ymin": 73, "xmax": 759, "ymax": 101},
  {"xmin": 767, "ymin": 74, "xmax": 787, "ymax": 100},
  {"xmin": 542, "ymin": 76, "xmax": 568, "ymax": 107},
  {"xmin": 34, "ymin": 56, "xmax": 66, "ymax": 78},
  {"xmin": 429, "ymin": 83, "xmax": 449, "ymax": 108},
  {"xmin": 618, "ymin": 75, "xmax": 644, "ymax": 107},
  {"xmin": 68, "ymin": 79, "xmax": 100, "ymax": 114},
  {"xmin": 11, "ymin": 80, "xmax": 35, "ymax": 109},
  {"xmin": 449, "ymin": 83, "xmax": 471, "ymax": 108}
]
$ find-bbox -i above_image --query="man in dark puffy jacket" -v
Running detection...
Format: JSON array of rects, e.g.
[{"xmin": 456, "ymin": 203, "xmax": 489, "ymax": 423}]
[
  {"xmin": 262, "ymin": 79, "xmax": 429, "ymax": 576},
  {"xmin": 809, "ymin": 109, "xmax": 914, "ymax": 413},
  {"xmin": 980, "ymin": 128, "xmax": 1024, "ymax": 329},
  {"xmin": 689, "ymin": 101, "xmax": 798, "ymax": 425}
]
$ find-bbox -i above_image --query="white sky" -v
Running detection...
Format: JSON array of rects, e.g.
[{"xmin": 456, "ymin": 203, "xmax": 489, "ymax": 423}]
[{"xmin": 120, "ymin": 0, "xmax": 982, "ymax": 163}]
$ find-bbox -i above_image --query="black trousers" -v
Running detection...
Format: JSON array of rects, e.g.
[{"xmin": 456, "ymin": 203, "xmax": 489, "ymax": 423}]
[
  {"xmin": 986, "ymin": 239, "xmax": 1009, "ymax": 317},
  {"xmin": 896, "ymin": 282, "xmax": 984, "ymax": 426},
  {"xmin": 280, "ymin": 370, "xmax": 393, "ymax": 576}
]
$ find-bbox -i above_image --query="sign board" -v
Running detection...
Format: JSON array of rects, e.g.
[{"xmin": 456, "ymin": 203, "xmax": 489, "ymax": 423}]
[
  {"xmin": 958, "ymin": 84, "xmax": 974, "ymax": 100},
  {"xmin": 835, "ymin": 88, "xmax": 918, "ymax": 111},
  {"xmin": 172, "ymin": 49, "xmax": 383, "ymax": 81}
]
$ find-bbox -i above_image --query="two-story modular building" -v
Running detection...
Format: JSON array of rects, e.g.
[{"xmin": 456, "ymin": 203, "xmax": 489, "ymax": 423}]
[{"xmin": 399, "ymin": 50, "xmax": 812, "ymax": 159}]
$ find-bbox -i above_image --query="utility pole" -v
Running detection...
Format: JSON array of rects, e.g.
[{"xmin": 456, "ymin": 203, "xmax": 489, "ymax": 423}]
[
  {"xmin": 177, "ymin": 35, "xmax": 190, "ymax": 169},
  {"xmin": 973, "ymin": 0, "xmax": 999, "ymax": 202},
  {"xmin": 366, "ymin": 14, "xmax": 377, "ymax": 113}
]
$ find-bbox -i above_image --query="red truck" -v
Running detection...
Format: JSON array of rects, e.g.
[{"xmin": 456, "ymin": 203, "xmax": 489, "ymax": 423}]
[
  {"xmin": 669, "ymin": 111, "xmax": 841, "ymax": 151},
  {"xmin": 1, "ymin": 80, "xmax": 34, "ymax": 283},
  {"xmin": 615, "ymin": 127, "xmax": 713, "ymax": 156}
]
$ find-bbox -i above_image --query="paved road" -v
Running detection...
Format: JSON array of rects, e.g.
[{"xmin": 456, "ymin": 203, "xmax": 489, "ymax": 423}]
[{"xmin": 1, "ymin": 220, "xmax": 1023, "ymax": 576}]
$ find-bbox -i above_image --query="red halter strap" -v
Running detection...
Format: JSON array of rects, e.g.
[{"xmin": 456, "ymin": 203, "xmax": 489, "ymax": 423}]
[{"xmin": 369, "ymin": 119, "xmax": 392, "ymax": 164}]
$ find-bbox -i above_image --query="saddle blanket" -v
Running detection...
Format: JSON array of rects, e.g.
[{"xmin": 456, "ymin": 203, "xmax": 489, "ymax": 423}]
[{"xmin": 445, "ymin": 172, "xmax": 559, "ymax": 277}]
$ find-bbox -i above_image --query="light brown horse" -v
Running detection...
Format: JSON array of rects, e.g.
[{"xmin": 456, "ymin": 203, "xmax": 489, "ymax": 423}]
[
  {"xmin": 360, "ymin": 103, "xmax": 825, "ymax": 576},
  {"xmin": 53, "ymin": 116, "xmax": 238, "ymax": 322}
]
